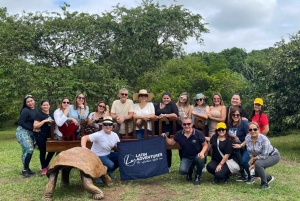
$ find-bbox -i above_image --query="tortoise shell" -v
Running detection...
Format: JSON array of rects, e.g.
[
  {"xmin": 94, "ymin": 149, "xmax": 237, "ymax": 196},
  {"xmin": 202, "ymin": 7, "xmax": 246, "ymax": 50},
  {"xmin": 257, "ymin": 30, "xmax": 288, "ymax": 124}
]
[{"xmin": 47, "ymin": 147, "xmax": 107, "ymax": 179}]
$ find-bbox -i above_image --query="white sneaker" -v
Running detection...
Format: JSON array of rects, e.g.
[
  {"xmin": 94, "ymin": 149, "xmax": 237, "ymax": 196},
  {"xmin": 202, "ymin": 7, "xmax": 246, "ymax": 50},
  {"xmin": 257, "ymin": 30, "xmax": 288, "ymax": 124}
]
[
  {"xmin": 202, "ymin": 167, "xmax": 207, "ymax": 173},
  {"xmin": 168, "ymin": 168, "xmax": 171, "ymax": 173}
]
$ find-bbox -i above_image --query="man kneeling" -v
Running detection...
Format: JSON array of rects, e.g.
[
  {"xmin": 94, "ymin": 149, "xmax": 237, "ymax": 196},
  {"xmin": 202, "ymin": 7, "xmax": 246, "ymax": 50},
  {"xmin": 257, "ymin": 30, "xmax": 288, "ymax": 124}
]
[
  {"xmin": 81, "ymin": 116, "xmax": 120, "ymax": 181},
  {"xmin": 162, "ymin": 118, "xmax": 207, "ymax": 185}
]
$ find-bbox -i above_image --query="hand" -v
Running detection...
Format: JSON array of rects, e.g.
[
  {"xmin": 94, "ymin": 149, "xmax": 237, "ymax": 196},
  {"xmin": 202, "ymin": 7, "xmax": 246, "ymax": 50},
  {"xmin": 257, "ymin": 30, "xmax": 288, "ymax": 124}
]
[
  {"xmin": 249, "ymin": 164, "xmax": 254, "ymax": 171},
  {"xmin": 232, "ymin": 143, "xmax": 241, "ymax": 149},
  {"xmin": 116, "ymin": 116, "xmax": 124, "ymax": 124},
  {"xmin": 136, "ymin": 119, "xmax": 142, "ymax": 125},
  {"xmin": 198, "ymin": 152, "xmax": 205, "ymax": 159},
  {"xmin": 215, "ymin": 164, "xmax": 222, "ymax": 172},
  {"xmin": 78, "ymin": 104, "xmax": 84, "ymax": 109},
  {"xmin": 106, "ymin": 105, "xmax": 109, "ymax": 111},
  {"xmin": 205, "ymin": 137, "xmax": 210, "ymax": 142},
  {"xmin": 161, "ymin": 133, "xmax": 167, "ymax": 137},
  {"xmin": 71, "ymin": 118, "xmax": 78, "ymax": 125},
  {"xmin": 142, "ymin": 117, "xmax": 149, "ymax": 121},
  {"xmin": 249, "ymin": 157, "xmax": 256, "ymax": 165},
  {"xmin": 33, "ymin": 128, "xmax": 41, "ymax": 132}
]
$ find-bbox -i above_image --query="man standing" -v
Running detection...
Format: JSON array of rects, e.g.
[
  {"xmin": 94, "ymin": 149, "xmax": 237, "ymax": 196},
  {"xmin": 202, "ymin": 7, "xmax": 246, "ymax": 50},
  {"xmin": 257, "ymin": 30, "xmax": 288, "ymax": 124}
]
[
  {"xmin": 81, "ymin": 116, "xmax": 120, "ymax": 179},
  {"xmin": 162, "ymin": 118, "xmax": 208, "ymax": 185},
  {"xmin": 111, "ymin": 88, "xmax": 134, "ymax": 136}
]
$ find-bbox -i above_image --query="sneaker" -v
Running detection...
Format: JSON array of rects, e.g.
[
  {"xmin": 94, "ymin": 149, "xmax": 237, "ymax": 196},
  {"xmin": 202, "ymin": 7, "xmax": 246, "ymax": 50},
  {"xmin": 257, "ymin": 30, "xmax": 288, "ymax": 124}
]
[
  {"xmin": 246, "ymin": 177, "xmax": 255, "ymax": 184},
  {"xmin": 22, "ymin": 170, "xmax": 32, "ymax": 178},
  {"xmin": 236, "ymin": 176, "xmax": 247, "ymax": 182},
  {"xmin": 224, "ymin": 179, "xmax": 230, "ymax": 184},
  {"xmin": 186, "ymin": 174, "xmax": 192, "ymax": 181},
  {"xmin": 168, "ymin": 168, "xmax": 171, "ymax": 173},
  {"xmin": 258, "ymin": 184, "xmax": 270, "ymax": 190},
  {"xmin": 41, "ymin": 167, "xmax": 48, "ymax": 175},
  {"xmin": 27, "ymin": 169, "xmax": 36, "ymax": 175},
  {"xmin": 107, "ymin": 171, "xmax": 116, "ymax": 180},
  {"xmin": 212, "ymin": 179, "xmax": 219, "ymax": 184},
  {"xmin": 194, "ymin": 176, "xmax": 200, "ymax": 185},
  {"xmin": 95, "ymin": 177, "xmax": 103, "ymax": 184},
  {"xmin": 202, "ymin": 167, "xmax": 207, "ymax": 173},
  {"xmin": 267, "ymin": 175, "xmax": 274, "ymax": 185}
]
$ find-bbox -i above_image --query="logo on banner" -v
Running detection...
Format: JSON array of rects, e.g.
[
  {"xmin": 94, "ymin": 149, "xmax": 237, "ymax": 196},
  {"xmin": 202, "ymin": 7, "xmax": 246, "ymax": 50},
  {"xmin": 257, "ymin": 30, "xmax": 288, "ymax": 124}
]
[{"xmin": 124, "ymin": 152, "xmax": 163, "ymax": 166}]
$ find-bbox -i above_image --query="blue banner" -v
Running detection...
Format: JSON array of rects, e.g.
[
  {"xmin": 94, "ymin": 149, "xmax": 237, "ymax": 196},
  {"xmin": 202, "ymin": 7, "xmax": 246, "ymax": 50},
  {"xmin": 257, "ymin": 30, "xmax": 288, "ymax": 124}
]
[{"xmin": 118, "ymin": 136, "xmax": 169, "ymax": 180}]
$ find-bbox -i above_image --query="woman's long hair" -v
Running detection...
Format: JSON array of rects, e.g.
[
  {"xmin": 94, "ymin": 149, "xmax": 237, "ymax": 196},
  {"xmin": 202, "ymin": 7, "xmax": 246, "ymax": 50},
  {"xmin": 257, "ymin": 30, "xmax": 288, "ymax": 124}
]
[
  {"xmin": 228, "ymin": 107, "xmax": 242, "ymax": 126},
  {"xmin": 72, "ymin": 93, "xmax": 87, "ymax": 110},
  {"xmin": 176, "ymin": 92, "xmax": 190, "ymax": 114},
  {"xmin": 211, "ymin": 93, "xmax": 224, "ymax": 106}
]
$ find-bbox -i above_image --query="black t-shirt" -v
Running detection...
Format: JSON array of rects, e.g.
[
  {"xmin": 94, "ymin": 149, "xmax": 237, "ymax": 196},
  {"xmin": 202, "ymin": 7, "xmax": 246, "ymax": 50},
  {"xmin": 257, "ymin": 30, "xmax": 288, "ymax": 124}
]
[
  {"xmin": 34, "ymin": 110, "xmax": 54, "ymax": 138},
  {"xmin": 154, "ymin": 102, "xmax": 179, "ymax": 134},
  {"xmin": 210, "ymin": 134, "xmax": 235, "ymax": 163},
  {"xmin": 18, "ymin": 107, "xmax": 39, "ymax": 131},
  {"xmin": 174, "ymin": 129, "xmax": 206, "ymax": 158}
]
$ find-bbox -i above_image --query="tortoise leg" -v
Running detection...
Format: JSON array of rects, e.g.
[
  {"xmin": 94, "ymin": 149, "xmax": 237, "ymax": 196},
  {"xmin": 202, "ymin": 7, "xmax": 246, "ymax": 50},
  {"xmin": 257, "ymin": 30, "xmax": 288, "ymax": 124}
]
[
  {"xmin": 61, "ymin": 167, "xmax": 72, "ymax": 187},
  {"xmin": 80, "ymin": 172, "xmax": 104, "ymax": 200},
  {"xmin": 101, "ymin": 173, "xmax": 113, "ymax": 186},
  {"xmin": 42, "ymin": 169, "xmax": 59, "ymax": 201}
]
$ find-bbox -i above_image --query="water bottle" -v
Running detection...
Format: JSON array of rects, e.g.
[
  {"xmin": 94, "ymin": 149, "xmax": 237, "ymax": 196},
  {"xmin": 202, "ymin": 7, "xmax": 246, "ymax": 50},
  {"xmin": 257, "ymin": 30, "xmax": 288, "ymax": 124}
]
[{"xmin": 250, "ymin": 169, "xmax": 255, "ymax": 176}]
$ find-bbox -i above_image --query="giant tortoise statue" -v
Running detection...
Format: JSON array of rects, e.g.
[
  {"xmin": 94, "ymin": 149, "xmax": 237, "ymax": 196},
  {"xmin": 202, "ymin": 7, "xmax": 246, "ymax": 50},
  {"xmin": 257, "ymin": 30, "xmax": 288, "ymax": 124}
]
[{"xmin": 42, "ymin": 147, "xmax": 112, "ymax": 200}]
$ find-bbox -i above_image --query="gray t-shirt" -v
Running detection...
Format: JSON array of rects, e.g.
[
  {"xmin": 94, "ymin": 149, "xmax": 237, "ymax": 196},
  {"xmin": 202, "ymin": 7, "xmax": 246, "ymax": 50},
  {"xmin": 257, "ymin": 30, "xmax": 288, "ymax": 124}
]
[{"xmin": 192, "ymin": 106, "xmax": 207, "ymax": 126}]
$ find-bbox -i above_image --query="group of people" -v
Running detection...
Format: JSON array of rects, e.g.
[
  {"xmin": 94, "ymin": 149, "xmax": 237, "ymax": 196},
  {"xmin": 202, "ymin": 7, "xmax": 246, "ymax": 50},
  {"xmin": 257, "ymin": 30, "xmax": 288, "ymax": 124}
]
[{"xmin": 15, "ymin": 89, "xmax": 280, "ymax": 190}]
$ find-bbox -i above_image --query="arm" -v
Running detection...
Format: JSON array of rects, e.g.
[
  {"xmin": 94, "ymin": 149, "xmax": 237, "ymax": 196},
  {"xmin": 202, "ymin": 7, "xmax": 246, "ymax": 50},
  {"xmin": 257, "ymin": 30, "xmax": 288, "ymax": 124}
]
[
  {"xmin": 104, "ymin": 105, "xmax": 110, "ymax": 116},
  {"xmin": 79, "ymin": 106, "xmax": 89, "ymax": 119},
  {"xmin": 87, "ymin": 113, "xmax": 94, "ymax": 126},
  {"xmin": 34, "ymin": 119, "xmax": 49, "ymax": 129},
  {"xmin": 198, "ymin": 141, "xmax": 208, "ymax": 158},
  {"xmin": 81, "ymin": 135, "xmax": 91, "ymax": 149},
  {"xmin": 161, "ymin": 133, "xmax": 177, "ymax": 145},
  {"xmin": 262, "ymin": 125, "xmax": 269, "ymax": 135},
  {"xmin": 217, "ymin": 106, "xmax": 226, "ymax": 122},
  {"xmin": 261, "ymin": 113, "xmax": 269, "ymax": 135},
  {"xmin": 18, "ymin": 109, "xmax": 34, "ymax": 131}
]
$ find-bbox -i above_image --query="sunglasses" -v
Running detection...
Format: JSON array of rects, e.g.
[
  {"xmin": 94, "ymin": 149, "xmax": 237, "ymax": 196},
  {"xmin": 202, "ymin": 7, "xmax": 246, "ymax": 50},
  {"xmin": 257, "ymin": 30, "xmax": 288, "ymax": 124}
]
[
  {"xmin": 196, "ymin": 98, "xmax": 203, "ymax": 102},
  {"xmin": 98, "ymin": 105, "xmax": 106, "ymax": 108},
  {"xmin": 77, "ymin": 96, "xmax": 85, "ymax": 100},
  {"xmin": 180, "ymin": 96, "xmax": 187, "ymax": 100},
  {"xmin": 182, "ymin": 123, "xmax": 192, "ymax": 126},
  {"xmin": 121, "ymin": 93, "xmax": 128, "ymax": 96},
  {"xmin": 25, "ymin": 94, "xmax": 33, "ymax": 98},
  {"xmin": 139, "ymin": 94, "xmax": 148, "ymax": 97},
  {"xmin": 249, "ymin": 128, "xmax": 258, "ymax": 132},
  {"xmin": 217, "ymin": 128, "xmax": 226, "ymax": 132},
  {"xmin": 62, "ymin": 101, "xmax": 70, "ymax": 104},
  {"xmin": 232, "ymin": 114, "xmax": 240, "ymax": 117},
  {"xmin": 103, "ymin": 123, "xmax": 113, "ymax": 127},
  {"xmin": 254, "ymin": 103, "xmax": 262, "ymax": 106}
]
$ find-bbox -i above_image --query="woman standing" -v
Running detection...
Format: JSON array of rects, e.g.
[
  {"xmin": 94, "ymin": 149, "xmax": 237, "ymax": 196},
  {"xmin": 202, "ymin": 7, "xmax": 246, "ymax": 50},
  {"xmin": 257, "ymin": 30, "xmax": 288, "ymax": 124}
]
[
  {"xmin": 33, "ymin": 100, "xmax": 55, "ymax": 175},
  {"xmin": 155, "ymin": 92, "xmax": 179, "ymax": 170},
  {"xmin": 133, "ymin": 89, "xmax": 155, "ymax": 139},
  {"xmin": 227, "ymin": 108, "xmax": 252, "ymax": 183},
  {"xmin": 225, "ymin": 94, "xmax": 249, "ymax": 123},
  {"xmin": 251, "ymin": 98, "xmax": 269, "ymax": 135},
  {"xmin": 208, "ymin": 93, "xmax": 226, "ymax": 138},
  {"xmin": 246, "ymin": 122, "xmax": 280, "ymax": 189},
  {"xmin": 69, "ymin": 93, "xmax": 89, "ymax": 139},
  {"xmin": 87, "ymin": 101, "xmax": 110, "ymax": 129},
  {"xmin": 191, "ymin": 93, "xmax": 209, "ymax": 134},
  {"xmin": 16, "ymin": 95, "xmax": 39, "ymax": 177},
  {"xmin": 54, "ymin": 97, "xmax": 78, "ymax": 140},
  {"xmin": 176, "ymin": 92, "xmax": 192, "ymax": 121},
  {"xmin": 206, "ymin": 122, "xmax": 240, "ymax": 184}
]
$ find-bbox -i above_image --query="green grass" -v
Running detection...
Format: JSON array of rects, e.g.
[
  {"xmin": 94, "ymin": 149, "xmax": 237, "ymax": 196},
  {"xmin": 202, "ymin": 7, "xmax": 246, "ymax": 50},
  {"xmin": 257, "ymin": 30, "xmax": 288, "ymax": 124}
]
[{"xmin": 1, "ymin": 129, "xmax": 300, "ymax": 201}]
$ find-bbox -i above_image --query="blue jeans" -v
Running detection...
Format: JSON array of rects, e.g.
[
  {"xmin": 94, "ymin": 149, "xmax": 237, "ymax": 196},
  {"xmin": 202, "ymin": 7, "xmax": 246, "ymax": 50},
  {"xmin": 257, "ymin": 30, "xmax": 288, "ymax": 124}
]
[
  {"xmin": 179, "ymin": 156, "xmax": 205, "ymax": 176},
  {"xmin": 99, "ymin": 152, "xmax": 119, "ymax": 172},
  {"xmin": 242, "ymin": 148, "xmax": 251, "ymax": 178},
  {"xmin": 136, "ymin": 129, "xmax": 152, "ymax": 139}
]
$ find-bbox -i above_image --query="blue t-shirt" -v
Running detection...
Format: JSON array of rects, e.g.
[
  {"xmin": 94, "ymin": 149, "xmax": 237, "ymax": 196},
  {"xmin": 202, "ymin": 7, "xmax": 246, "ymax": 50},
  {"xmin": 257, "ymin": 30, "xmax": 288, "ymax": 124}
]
[
  {"xmin": 227, "ymin": 120, "xmax": 248, "ymax": 143},
  {"xmin": 174, "ymin": 129, "xmax": 206, "ymax": 158}
]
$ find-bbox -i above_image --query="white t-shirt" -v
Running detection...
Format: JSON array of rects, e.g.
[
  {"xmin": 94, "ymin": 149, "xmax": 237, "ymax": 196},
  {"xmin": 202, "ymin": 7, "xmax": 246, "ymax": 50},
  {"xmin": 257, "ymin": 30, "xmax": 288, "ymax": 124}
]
[
  {"xmin": 53, "ymin": 109, "xmax": 68, "ymax": 137},
  {"xmin": 89, "ymin": 130, "xmax": 120, "ymax": 156},
  {"xmin": 134, "ymin": 102, "xmax": 155, "ymax": 130}
]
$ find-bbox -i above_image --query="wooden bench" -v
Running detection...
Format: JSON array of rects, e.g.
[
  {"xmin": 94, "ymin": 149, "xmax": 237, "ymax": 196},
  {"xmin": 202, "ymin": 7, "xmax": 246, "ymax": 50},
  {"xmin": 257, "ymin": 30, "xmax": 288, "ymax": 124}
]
[{"xmin": 46, "ymin": 117, "xmax": 206, "ymax": 152}]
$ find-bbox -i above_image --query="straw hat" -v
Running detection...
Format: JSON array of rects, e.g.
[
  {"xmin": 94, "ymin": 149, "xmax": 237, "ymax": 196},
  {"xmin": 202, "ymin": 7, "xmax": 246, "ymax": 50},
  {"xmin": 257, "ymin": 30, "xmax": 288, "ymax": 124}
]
[
  {"xmin": 132, "ymin": 89, "xmax": 154, "ymax": 101},
  {"xmin": 103, "ymin": 116, "xmax": 113, "ymax": 124}
]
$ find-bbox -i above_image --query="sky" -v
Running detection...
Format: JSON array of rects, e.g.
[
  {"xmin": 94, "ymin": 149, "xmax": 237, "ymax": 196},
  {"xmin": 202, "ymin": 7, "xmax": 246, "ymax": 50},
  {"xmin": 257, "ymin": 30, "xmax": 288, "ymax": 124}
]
[{"xmin": 1, "ymin": 0, "xmax": 299, "ymax": 53}]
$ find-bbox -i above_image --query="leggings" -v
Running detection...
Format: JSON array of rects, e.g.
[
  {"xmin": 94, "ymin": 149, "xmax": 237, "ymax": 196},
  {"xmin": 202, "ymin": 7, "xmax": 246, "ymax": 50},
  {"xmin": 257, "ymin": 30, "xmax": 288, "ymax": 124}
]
[
  {"xmin": 254, "ymin": 153, "xmax": 280, "ymax": 185},
  {"xmin": 35, "ymin": 133, "xmax": 55, "ymax": 168},
  {"xmin": 207, "ymin": 160, "xmax": 231, "ymax": 180},
  {"xmin": 15, "ymin": 126, "xmax": 34, "ymax": 169}
]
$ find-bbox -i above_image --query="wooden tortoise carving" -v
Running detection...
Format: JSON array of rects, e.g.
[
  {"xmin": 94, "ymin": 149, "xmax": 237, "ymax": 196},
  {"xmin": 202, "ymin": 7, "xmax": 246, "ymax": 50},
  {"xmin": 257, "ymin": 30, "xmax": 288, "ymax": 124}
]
[{"xmin": 42, "ymin": 147, "xmax": 112, "ymax": 200}]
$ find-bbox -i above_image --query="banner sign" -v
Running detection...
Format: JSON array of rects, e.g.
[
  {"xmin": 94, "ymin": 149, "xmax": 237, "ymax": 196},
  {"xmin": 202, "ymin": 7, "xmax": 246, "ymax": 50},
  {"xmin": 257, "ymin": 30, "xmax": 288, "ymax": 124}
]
[{"xmin": 118, "ymin": 136, "xmax": 169, "ymax": 180}]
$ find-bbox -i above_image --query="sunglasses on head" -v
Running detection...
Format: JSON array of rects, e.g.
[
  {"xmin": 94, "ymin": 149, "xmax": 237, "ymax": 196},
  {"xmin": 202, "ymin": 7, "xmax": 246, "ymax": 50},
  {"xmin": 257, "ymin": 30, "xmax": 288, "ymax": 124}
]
[
  {"xmin": 139, "ymin": 94, "xmax": 148, "ymax": 97},
  {"xmin": 62, "ymin": 101, "xmax": 70, "ymax": 104},
  {"xmin": 249, "ymin": 128, "xmax": 258, "ymax": 132},
  {"xmin": 25, "ymin": 94, "xmax": 33, "ymax": 99},
  {"xmin": 196, "ymin": 98, "xmax": 203, "ymax": 102},
  {"xmin": 180, "ymin": 96, "xmax": 187, "ymax": 100},
  {"xmin": 98, "ymin": 105, "xmax": 106, "ymax": 108},
  {"xmin": 77, "ymin": 96, "xmax": 85, "ymax": 100},
  {"xmin": 121, "ymin": 93, "xmax": 128, "ymax": 96},
  {"xmin": 232, "ymin": 114, "xmax": 240, "ymax": 117},
  {"xmin": 103, "ymin": 123, "xmax": 113, "ymax": 127},
  {"xmin": 217, "ymin": 128, "xmax": 226, "ymax": 132},
  {"xmin": 182, "ymin": 123, "xmax": 192, "ymax": 126}
]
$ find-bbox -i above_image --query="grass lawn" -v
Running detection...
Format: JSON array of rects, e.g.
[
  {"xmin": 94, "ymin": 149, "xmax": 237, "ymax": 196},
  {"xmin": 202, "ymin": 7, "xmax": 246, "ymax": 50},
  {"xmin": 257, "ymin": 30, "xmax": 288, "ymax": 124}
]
[{"xmin": 0, "ymin": 127, "xmax": 299, "ymax": 201}]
